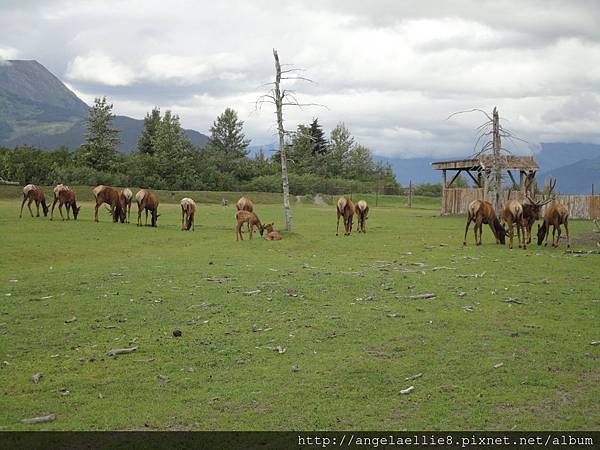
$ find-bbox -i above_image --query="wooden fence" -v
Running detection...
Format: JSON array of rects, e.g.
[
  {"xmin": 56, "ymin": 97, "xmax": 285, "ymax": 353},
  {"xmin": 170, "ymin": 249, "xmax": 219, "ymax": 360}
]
[{"xmin": 441, "ymin": 188, "xmax": 600, "ymax": 219}]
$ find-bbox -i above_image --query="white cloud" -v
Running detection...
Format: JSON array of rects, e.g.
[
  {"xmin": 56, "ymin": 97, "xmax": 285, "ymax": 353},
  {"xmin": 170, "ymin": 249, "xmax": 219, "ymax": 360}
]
[
  {"xmin": 0, "ymin": 46, "xmax": 18, "ymax": 61},
  {"xmin": 2, "ymin": 0, "xmax": 600, "ymax": 157},
  {"xmin": 66, "ymin": 52, "xmax": 137, "ymax": 86}
]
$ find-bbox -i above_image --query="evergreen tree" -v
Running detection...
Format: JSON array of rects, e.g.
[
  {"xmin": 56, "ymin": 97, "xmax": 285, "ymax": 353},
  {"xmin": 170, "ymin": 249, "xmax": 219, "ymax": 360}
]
[
  {"xmin": 138, "ymin": 107, "xmax": 162, "ymax": 155},
  {"xmin": 308, "ymin": 118, "xmax": 328, "ymax": 155},
  {"xmin": 345, "ymin": 144, "xmax": 375, "ymax": 180},
  {"xmin": 207, "ymin": 108, "xmax": 250, "ymax": 159},
  {"xmin": 328, "ymin": 123, "xmax": 354, "ymax": 176},
  {"xmin": 77, "ymin": 96, "xmax": 120, "ymax": 171}
]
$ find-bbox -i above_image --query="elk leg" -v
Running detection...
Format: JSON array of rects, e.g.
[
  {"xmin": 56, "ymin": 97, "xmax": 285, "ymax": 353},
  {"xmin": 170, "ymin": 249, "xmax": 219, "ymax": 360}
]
[
  {"xmin": 336, "ymin": 212, "xmax": 341, "ymax": 236},
  {"xmin": 35, "ymin": 200, "xmax": 40, "ymax": 217},
  {"xmin": 551, "ymin": 225, "xmax": 556, "ymax": 247},
  {"xmin": 66, "ymin": 204, "xmax": 71, "ymax": 220},
  {"xmin": 236, "ymin": 222, "xmax": 243, "ymax": 241},
  {"xmin": 27, "ymin": 199, "xmax": 34, "ymax": 217},
  {"xmin": 181, "ymin": 206, "xmax": 185, "ymax": 230},
  {"xmin": 516, "ymin": 222, "xmax": 522, "ymax": 248},
  {"xmin": 508, "ymin": 221, "xmax": 514, "ymax": 249},
  {"xmin": 20, "ymin": 196, "xmax": 27, "ymax": 218},
  {"xmin": 564, "ymin": 219, "xmax": 570, "ymax": 248},
  {"xmin": 58, "ymin": 203, "xmax": 65, "ymax": 220},
  {"xmin": 51, "ymin": 198, "xmax": 59, "ymax": 220},
  {"xmin": 127, "ymin": 203, "xmax": 131, "ymax": 223},
  {"xmin": 137, "ymin": 202, "xmax": 142, "ymax": 226},
  {"xmin": 463, "ymin": 216, "xmax": 472, "ymax": 245},
  {"xmin": 95, "ymin": 203, "xmax": 99, "ymax": 222},
  {"xmin": 145, "ymin": 209, "xmax": 148, "ymax": 226}
]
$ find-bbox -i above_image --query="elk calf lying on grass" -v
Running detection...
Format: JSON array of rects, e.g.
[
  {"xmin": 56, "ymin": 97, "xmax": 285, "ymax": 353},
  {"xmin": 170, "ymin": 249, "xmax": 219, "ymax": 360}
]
[
  {"xmin": 263, "ymin": 222, "xmax": 282, "ymax": 241},
  {"xmin": 121, "ymin": 188, "xmax": 133, "ymax": 223},
  {"xmin": 93, "ymin": 185, "xmax": 125, "ymax": 223},
  {"xmin": 355, "ymin": 200, "xmax": 369, "ymax": 233},
  {"xmin": 537, "ymin": 203, "xmax": 570, "ymax": 248},
  {"xmin": 336, "ymin": 196, "xmax": 355, "ymax": 236},
  {"xmin": 463, "ymin": 200, "xmax": 506, "ymax": 246},
  {"xmin": 235, "ymin": 210, "xmax": 264, "ymax": 241},
  {"xmin": 20, "ymin": 184, "xmax": 49, "ymax": 218},
  {"xmin": 136, "ymin": 189, "xmax": 160, "ymax": 227},
  {"xmin": 502, "ymin": 199, "xmax": 526, "ymax": 249},
  {"xmin": 51, "ymin": 185, "xmax": 80, "ymax": 220},
  {"xmin": 180, "ymin": 197, "xmax": 196, "ymax": 231}
]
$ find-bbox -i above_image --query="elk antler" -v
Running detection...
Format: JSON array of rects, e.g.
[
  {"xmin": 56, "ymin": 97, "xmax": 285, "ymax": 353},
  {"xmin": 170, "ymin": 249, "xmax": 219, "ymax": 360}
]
[{"xmin": 537, "ymin": 177, "xmax": 557, "ymax": 206}]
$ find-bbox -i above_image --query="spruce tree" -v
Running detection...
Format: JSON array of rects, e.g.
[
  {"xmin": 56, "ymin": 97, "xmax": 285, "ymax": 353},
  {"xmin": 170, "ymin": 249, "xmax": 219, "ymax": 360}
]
[{"xmin": 78, "ymin": 96, "xmax": 120, "ymax": 171}]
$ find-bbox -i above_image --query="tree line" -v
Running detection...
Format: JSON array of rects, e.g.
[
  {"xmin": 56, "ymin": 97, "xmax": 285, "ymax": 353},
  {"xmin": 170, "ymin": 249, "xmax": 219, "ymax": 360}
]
[{"xmin": 0, "ymin": 96, "xmax": 455, "ymax": 196}]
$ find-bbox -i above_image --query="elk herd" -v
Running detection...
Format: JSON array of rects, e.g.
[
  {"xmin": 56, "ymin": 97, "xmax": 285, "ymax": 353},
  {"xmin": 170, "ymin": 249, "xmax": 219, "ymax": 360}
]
[
  {"xmin": 17, "ymin": 183, "xmax": 572, "ymax": 248},
  {"xmin": 463, "ymin": 178, "xmax": 570, "ymax": 249}
]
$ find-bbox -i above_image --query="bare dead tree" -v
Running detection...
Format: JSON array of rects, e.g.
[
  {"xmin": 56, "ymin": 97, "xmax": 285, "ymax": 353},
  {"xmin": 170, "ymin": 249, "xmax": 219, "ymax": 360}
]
[
  {"xmin": 448, "ymin": 106, "xmax": 527, "ymax": 214},
  {"xmin": 255, "ymin": 49, "xmax": 324, "ymax": 232}
]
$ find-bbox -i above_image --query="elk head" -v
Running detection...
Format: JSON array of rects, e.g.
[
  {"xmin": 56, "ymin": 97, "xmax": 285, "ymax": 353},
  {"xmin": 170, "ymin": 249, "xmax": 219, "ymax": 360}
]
[
  {"xmin": 536, "ymin": 223, "xmax": 547, "ymax": 246},
  {"xmin": 525, "ymin": 176, "xmax": 556, "ymax": 218},
  {"xmin": 42, "ymin": 202, "xmax": 49, "ymax": 216},
  {"xmin": 264, "ymin": 222, "xmax": 275, "ymax": 233},
  {"xmin": 73, "ymin": 205, "xmax": 81, "ymax": 220}
]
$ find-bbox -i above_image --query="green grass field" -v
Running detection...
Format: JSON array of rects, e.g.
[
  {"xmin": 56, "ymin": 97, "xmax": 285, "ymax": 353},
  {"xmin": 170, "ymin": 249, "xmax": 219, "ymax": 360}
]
[{"xmin": 1, "ymin": 189, "xmax": 599, "ymax": 430}]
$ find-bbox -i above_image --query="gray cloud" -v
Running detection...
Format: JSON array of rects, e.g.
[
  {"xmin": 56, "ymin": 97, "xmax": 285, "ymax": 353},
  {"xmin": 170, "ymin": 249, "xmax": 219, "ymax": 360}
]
[{"xmin": 1, "ymin": 0, "xmax": 599, "ymax": 156}]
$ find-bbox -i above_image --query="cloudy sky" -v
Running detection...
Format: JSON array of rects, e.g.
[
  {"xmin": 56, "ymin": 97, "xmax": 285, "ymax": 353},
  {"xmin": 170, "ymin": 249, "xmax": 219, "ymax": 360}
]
[{"xmin": 1, "ymin": 0, "xmax": 599, "ymax": 158}]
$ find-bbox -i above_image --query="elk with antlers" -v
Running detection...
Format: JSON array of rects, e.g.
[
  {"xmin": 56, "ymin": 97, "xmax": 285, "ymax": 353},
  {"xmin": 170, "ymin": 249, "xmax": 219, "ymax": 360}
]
[
  {"xmin": 93, "ymin": 185, "xmax": 125, "ymax": 223},
  {"xmin": 537, "ymin": 203, "xmax": 570, "ymax": 248},
  {"xmin": 180, "ymin": 197, "xmax": 196, "ymax": 231},
  {"xmin": 235, "ymin": 210, "xmax": 264, "ymax": 241},
  {"xmin": 463, "ymin": 200, "xmax": 506, "ymax": 246},
  {"xmin": 355, "ymin": 200, "xmax": 369, "ymax": 233},
  {"xmin": 136, "ymin": 189, "xmax": 160, "ymax": 227},
  {"xmin": 51, "ymin": 184, "xmax": 80, "ymax": 220},
  {"xmin": 502, "ymin": 195, "xmax": 526, "ymax": 249},
  {"xmin": 19, "ymin": 184, "xmax": 49, "ymax": 218},
  {"xmin": 521, "ymin": 177, "xmax": 556, "ymax": 244},
  {"xmin": 336, "ymin": 196, "xmax": 355, "ymax": 236},
  {"xmin": 121, "ymin": 188, "xmax": 134, "ymax": 223}
]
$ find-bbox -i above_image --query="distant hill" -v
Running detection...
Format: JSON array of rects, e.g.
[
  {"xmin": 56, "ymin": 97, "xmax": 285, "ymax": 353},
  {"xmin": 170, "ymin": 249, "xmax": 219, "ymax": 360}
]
[
  {"xmin": 0, "ymin": 60, "xmax": 208, "ymax": 152},
  {"xmin": 539, "ymin": 155, "xmax": 600, "ymax": 195}
]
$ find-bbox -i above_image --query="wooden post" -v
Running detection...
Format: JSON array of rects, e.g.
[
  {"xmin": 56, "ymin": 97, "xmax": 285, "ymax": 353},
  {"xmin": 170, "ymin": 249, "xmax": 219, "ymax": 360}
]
[
  {"xmin": 408, "ymin": 180, "xmax": 413, "ymax": 208},
  {"xmin": 443, "ymin": 169, "xmax": 447, "ymax": 188},
  {"xmin": 593, "ymin": 184, "xmax": 595, "ymax": 196}
]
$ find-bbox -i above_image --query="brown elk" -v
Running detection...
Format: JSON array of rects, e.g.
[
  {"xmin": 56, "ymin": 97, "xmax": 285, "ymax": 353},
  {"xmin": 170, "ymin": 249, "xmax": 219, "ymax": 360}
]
[
  {"xmin": 93, "ymin": 185, "xmax": 126, "ymax": 223},
  {"xmin": 20, "ymin": 184, "xmax": 49, "ymax": 218},
  {"xmin": 121, "ymin": 188, "xmax": 134, "ymax": 223},
  {"xmin": 502, "ymin": 198, "xmax": 526, "ymax": 249},
  {"xmin": 521, "ymin": 177, "xmax": 556, "ymax": 244},
  {"xmin": 180, "ymin": 197, "xmax": 196, "ymax": 231},
  {"xmin": 136, "ymin": 189, "xmax": 160, "ymax": 227},
  {"xmin": 463, "ymin": 200, "xmax": 506, "ymax": 246},
  {"xmin": 235, "ymin": 210, "xmax": 264, "ymax": 241},
  {"xmin": 236, "ymin": 196, "xmax": 254, "ymax": 232},
  {"xmin": 336, "ymin": 196, "xmax": 355, "ymax": 236},
  {"xmin": 263, "ymin": 222, "xmax": 282, "ymax": 241},
  {"xmin": 355, "ymin": 200, "xmax": 369, "ymax": 233},
  {"xmin": 537, "ymin": 203, "xmax": 570, "ymax": 248},
  {"xmin": 50, "ymin": 185, "xmax": 80, "ymax": 220}
]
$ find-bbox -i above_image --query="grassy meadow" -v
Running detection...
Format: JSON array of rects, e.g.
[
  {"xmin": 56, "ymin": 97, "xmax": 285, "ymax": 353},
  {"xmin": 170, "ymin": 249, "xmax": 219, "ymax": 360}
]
[{"xmin": 0, "ymin": 187, "xmax": 599, "ymax": 430}]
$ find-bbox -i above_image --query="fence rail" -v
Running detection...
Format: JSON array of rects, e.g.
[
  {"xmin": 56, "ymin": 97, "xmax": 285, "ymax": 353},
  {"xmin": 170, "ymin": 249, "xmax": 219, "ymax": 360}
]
[{"xmin": 441, "ymin": 188, "xmax": 600, "ymax": 219}]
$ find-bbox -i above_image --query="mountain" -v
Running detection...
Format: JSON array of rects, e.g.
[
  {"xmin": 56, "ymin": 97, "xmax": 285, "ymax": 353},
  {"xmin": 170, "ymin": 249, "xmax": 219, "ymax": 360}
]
[
  {"xmin": 539, "ymin": 155, "xmax": 600, "ymax": 195},
  {"xmin": 0, "ymin": 60, "xmax": 208, "ymax": 152}
]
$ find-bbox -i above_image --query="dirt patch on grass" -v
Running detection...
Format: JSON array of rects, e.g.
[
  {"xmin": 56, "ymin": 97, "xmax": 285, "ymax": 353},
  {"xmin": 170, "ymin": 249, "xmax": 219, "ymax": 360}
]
[{"xmin": 569, "ymin": 232, "xmax": 600, "ymax": 247}]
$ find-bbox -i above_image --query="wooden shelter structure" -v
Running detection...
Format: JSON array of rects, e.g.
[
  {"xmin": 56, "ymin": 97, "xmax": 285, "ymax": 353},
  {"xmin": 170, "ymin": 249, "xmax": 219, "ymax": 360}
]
[{"xmin": 431, "ymin": 155, "xmax": 539, "ymax": 215}]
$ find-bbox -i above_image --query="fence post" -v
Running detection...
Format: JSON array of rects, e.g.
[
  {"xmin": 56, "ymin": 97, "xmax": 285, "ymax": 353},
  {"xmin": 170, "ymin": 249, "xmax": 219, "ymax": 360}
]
[{"xmin": 408, "ymin": 180, "xmax": 413, "ymax": 208}]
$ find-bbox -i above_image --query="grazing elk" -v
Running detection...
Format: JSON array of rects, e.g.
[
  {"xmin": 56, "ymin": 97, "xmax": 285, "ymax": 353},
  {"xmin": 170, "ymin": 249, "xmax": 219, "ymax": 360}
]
[
  {"xmin": 136, "ymin": 189, "xmax": 160, "ymax": 227},
  {"xmin": 263, "ymin": 222, "xmax": 282, "ymax": 241},
  {"xmin": 51, "ymin": 185, "xmax": 80, "ymax": 220},
  {"xmin": 336, "ymin": 196, "xmax": 355, "ymax": 236},
  {"xmin": 180, "ymin": 197, "xmax": 196, "ymax": 231},
  {"xmin": 121, "ymin": 188, "xmax": 134, "ymax": 223},
  {"xmin": 355, "ymin": 200, "xmax": 369, "ymax": 233},
  {"xmin": 235, "ymin": 210, "xmax": 264, "ymax": 241},
  {"xmin": 537, "ymin": 203, "xmax": 570, "ymax": 248},
  {"xmin": 19, "ymin": 184, "xmax": 49, "ymax": 218},
  {"xmin": 236, "ymin": 196, "xmax": 254, "ymax": 232},
  {"xmin": 93, "ymin": 185, "xmax": 126, "ymax": 223},
  {"xmin": 463, "ymin": 200, "xmax": 506, "ymax": 246},
  {"xmin": 502, "ymin": 197, "xmax": 526, "ymax": 249},
  {"xmin": 521, "ymin": 178, "xmax": 556, "ymax": 245}
]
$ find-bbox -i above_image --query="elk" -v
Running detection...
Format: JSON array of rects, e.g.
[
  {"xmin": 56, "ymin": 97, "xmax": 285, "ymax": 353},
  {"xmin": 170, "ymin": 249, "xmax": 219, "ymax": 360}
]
[
  {"xmin": 93, "ymin": 185, "xmax": 125, "ymax": 223},
  {"xmin": 463, "ymin": 200, "xmax": 506, "ymax": 246},
  {"xmin": 180, "ymin": 197, "xmax": 196, "ymax": 231},
  {"xmin": 521, "ymin": 177, "xmax": 556, "ymax": 244},
  {"xmin": 50, "ymin": 185, "xmax": 80, "ymax": 220},
  {"xmin": 336, "ymin": 196, "xmax": 355, "ymax": 236},
  {"xmin": 136, "ymin": 189, "xmax": 160, "ymax": 227},
  {"xmin": 236, "ymin": 196, "xmax": 254, "ymax": 232},
  {"xmin": 355, "ymin": 200, "xmax": 369, "ymax": 233},
  {"xmin": 235, "ymin": 210, "xmax": 264, "ymax": 241},
  {"xmin": 263, "ymin": 222, "xmax": 282, "ymax": 241},
  {"xmin": 502, "ymin": 198, "xmax": 526, "ymax": 249},
  {"xmin": 537, "ymin": 203, "xmax": 570, "ymax": 248},
  {"xmin": 121, "ymin": 188, "xmax": 134, "ymax": 223},
  {"xmin": 20, "ymin": 184, "xmax": 49, "ymax": 218}
]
